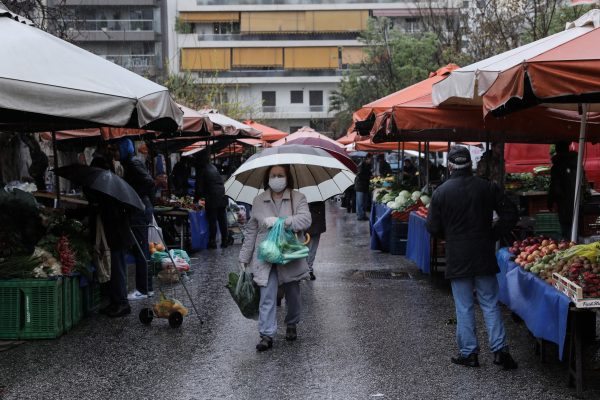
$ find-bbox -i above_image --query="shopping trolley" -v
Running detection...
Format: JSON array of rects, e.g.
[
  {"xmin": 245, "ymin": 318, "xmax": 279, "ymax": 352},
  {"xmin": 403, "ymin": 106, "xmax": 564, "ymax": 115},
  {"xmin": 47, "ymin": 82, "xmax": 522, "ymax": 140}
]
[
  {"xmin": 226, "ymin": 200, "xmax": 246, "ymax": 244},
  {"xmin": 130, "ymin": 224, "xmax": 203, "ymax": 328}
]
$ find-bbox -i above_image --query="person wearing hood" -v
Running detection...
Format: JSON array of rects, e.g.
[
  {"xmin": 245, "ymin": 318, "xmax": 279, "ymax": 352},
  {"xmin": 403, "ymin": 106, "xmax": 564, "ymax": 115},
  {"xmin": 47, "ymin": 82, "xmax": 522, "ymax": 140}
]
[
  {"xmin": 112, "ymin": 138, "xmax": 155, "ymax": 301},
  {"xmin": 548, "ymin": 142, "xmax": 584, "ymax": 239},
  {"xmin": 426, "ymin": 146, "xmax": 518, "ymax": 370},
  {"xmin": 238, "ymin": 164, "xmax": 312, "ymax": 351}
]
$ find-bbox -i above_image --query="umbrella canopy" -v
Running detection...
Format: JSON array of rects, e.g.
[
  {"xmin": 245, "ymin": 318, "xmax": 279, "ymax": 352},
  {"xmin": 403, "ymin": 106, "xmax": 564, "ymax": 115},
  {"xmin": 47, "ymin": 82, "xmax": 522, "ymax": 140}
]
[
  {"xmin": 282, "ymin": 137, "xmax": 358, "ymax": 173},
  {"xmin": 53, "ymin": 164, "xmax": 144, "ymax": 210},
  {"xmin": 0, "ymin": 8, "xmax": 182, "ymax": 132},
  {"xmin": 224, "ymin": 145, "xmax": 356, "ymax": 204},
  {"xmin": 432, "ymin": 10, "xmax": 600, "ymax": 115},
  {"xmin": 243, "ymin": 120, "xmax": 288, "ymax": 142},
  {"xmin": 337, "ymin": 131, "xmax": 358, "ymax": 145},
  {"xmin": 350, "ymin": 64, "xmax": 459, "ymax": 136},
  {"xmin": 271, "ymin": 127, "xmax": 344, "ymax": 148}
]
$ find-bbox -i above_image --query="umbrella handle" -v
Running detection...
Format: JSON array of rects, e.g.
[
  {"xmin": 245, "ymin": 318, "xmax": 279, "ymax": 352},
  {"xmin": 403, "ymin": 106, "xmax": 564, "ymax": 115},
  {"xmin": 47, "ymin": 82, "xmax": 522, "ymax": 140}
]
[{"xmin": 299, "ymin": 232, "xmax": 311, "ymax": 245}]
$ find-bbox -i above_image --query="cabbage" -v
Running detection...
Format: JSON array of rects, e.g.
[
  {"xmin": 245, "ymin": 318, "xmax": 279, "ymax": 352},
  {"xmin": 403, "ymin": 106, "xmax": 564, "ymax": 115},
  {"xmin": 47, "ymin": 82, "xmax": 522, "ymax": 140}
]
[
  {"xmin": 399, "ymin": 190, "xmax": 410, "ymax": 199},
  {"xmin": 411, "ymin": 191, "xmax": 422, "ymax": 201},
  {"xmin": 387, "ymin": 201, "xmax": 396, "ymax": 209},
  {"xmin": 395, "ymin": 196, "xmax": 408, "ymax": 205},
  {"xmin": 420, "ymin": 195, "xmax": 431, "ymax": 206}
]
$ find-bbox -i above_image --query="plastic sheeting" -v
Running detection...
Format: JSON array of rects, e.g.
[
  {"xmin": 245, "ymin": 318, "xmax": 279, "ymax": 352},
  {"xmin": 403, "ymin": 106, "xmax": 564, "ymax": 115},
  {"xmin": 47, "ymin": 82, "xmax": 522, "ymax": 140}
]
[
  {"xmin": 370, "ymin": 203, "xmax": 392, "ymax": 252},
  {"xmin": 406, "ymin": 212, "xmax": 431, "ymax": 274}
]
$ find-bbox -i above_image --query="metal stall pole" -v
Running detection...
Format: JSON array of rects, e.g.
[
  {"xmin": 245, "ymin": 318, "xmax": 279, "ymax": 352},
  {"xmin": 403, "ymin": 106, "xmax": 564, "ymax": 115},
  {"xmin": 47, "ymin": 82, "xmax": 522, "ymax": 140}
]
[
  {"xmin": 51, "ymin": 132, "xmax": 60, "ymax": 207},
  {"xmin": 571, "ymin": 104, "xmax": 589, "ymax": 242},
  {"xmin": 163, "ymin": 137, "xmax": 172, "ymax": 198}
]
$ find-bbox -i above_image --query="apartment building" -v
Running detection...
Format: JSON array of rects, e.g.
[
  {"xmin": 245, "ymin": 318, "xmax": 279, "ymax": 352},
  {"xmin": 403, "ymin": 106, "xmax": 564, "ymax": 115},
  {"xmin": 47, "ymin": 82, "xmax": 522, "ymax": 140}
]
[
  {"xmin": 168, "ymin": 0, "xmax": 430, "ymax": 134},
  {"xmin": 50, "ymin": 0, "xmax": 166, "ymax": 80}
]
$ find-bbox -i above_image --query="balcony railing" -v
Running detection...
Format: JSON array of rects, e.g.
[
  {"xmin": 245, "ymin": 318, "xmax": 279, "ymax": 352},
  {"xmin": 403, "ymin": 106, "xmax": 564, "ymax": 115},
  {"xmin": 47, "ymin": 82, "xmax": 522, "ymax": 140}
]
[
  {"xmin": 196, "ymin": 32, "xmax": 359, "ymax": 41},
  {"xmin": 103, "ymin": 54, "xmax": 157, "ymax": 70},
  {"xmin": 67, "ymin": 19, "xmax": 155, "ymax": 32},
  {"xmin": 260, "ymin": 105, "xmax": 329, "ymax": 115}
]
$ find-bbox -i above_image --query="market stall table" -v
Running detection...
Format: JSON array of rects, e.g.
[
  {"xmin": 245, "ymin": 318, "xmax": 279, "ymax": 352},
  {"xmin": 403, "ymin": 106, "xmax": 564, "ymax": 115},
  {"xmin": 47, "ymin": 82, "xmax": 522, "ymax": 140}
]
[
  {"xmin": 406, "ymin": 212, "xmax": 431, "ymax": 274},
  {"xmin": 154, "ymin": 208, "xmax": 208, "ymax": 252},
  {"xmin": 370, "ymin": 202, "xmax": 392, "ymax": 252}
]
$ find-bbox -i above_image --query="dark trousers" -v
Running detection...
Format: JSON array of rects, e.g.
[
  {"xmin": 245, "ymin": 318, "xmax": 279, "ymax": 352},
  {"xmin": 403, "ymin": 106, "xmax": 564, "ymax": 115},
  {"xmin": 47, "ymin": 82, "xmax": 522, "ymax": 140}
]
[
  {"xmin": 109, "ymin": 250, "xmax": 128, "ymax": 306},
  {"xmin": 206, "ymin": 206, "xmax": 228, "ymax": 244},
  {"xmin": 130, "ymin": 198, "xmax": 153, "ymax": 293}
]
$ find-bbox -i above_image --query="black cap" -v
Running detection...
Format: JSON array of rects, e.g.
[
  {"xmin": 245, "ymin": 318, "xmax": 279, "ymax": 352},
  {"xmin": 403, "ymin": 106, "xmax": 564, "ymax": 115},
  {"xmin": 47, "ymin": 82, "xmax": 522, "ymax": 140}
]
[{"xmin": 448, "ymin": 146, "xmax": 471, "ymax": 166}]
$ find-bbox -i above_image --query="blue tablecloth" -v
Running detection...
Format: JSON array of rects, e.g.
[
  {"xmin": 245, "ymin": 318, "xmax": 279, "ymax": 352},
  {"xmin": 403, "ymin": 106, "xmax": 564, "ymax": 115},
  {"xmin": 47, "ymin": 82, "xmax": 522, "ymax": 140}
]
[
  {"xmin": 496, "ymin": 248, "xmax": 571, "ymax": 359},
  {"xmin": 370, "ymin": 203, "xmax": 392, "ymax": 252},
  {"xmin": 189, "ymin": 210, "xmax": 209, "ymax": 251},
  {"xmin": 406, "ymin": 212, "xmax": 431, "ymax": 274}
]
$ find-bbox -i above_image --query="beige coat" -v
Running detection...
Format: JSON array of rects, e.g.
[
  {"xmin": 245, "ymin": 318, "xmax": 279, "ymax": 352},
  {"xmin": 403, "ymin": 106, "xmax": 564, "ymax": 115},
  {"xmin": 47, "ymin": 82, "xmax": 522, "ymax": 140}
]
[{"xmin": 238, "ymin": 188, "xmax": 312, "ymax": 287}]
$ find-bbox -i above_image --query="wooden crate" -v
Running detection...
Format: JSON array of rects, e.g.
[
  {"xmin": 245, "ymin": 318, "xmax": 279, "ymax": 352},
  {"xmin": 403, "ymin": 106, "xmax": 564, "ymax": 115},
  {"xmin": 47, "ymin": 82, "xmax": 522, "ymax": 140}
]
[{"xmin": 553, "ymin": 273, "xmax": 600, "ymax": 308}]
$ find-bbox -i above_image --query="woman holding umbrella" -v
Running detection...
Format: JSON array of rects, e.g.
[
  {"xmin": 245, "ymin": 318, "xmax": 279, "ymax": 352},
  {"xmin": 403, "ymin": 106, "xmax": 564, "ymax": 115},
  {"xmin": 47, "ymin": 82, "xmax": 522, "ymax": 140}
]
[{"xmin": 238, "ymin": 164, "xmax": 312, "ymax": 351}]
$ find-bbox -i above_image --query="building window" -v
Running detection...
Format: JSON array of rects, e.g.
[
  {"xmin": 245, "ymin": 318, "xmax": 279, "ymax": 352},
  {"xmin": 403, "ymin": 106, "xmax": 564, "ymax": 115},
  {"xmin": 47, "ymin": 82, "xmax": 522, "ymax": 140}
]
[
  {"xmin": 290, "ymin": 90, "xmax": 303, "ymax": 104},
  {"xmin": 213, "ymin": 21, "xmax": 240, "ymax": 35},
  {"xmin": 262, "ymin": 91, "xmax": 276, "ymax": 112},
  {"xmin": 309, "ymin": 90, "xmax": 323, "ymax": 112}
]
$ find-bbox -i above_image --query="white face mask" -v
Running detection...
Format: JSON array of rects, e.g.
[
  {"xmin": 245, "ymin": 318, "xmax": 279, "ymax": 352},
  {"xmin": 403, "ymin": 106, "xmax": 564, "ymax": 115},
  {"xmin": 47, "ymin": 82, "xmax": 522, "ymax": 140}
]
[{"xmin": 269, "ymin": 177, "xmax": 287, "ymax": 193}]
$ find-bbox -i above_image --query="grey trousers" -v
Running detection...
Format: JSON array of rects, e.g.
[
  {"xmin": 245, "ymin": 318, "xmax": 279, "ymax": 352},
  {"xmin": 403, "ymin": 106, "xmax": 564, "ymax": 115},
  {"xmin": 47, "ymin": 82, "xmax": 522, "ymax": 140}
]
[
  {"xmin": 307, "ymin": 234, "xmax": 321, "ymax": 272},
  {"xmin": 259, "ymin": 266, "xmax": 301, "ymax": 338}
]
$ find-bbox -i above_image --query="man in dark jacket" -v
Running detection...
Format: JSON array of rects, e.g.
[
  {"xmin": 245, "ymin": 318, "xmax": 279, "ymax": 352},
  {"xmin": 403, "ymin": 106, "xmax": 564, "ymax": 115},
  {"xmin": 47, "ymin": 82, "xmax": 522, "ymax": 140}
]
[
  {"xmin": 426, "ymin": 146, "xmax": 517, "ymax": 370},
  {"xmin": 195, "ymin": 151, "xmax": 230, "ymax": 249},
  {"xmin": 114, "ymin": 138, "xmax": 155, "ymax": 301},
  {"xmin": 373, "ymin": 153, "xmax": 393, "ymax": 177},
  {"xmin": 548, "ymin": 142, "xmax": 580, "ymax": 239},
  {"xmin": 306, "ymin": 201, "xmax": 326, "ymax": 280},
  {"xmin": 355, "ymin": 154, "xmax": 372, "ymax": 220},
  {"xmin": 170, "ymin": 157, "xmax": 192, "ymax": 196}
]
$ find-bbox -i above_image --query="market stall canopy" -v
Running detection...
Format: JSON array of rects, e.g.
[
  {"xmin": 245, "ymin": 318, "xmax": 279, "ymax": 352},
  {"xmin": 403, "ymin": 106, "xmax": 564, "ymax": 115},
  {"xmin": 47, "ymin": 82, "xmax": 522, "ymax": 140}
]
[
  {"xmin": 432, "ymin": 9, "xmax": 600, "ymax": 115},
  {"xmin": 350, "ymin": 64, "xmax": 459, "ymax": 136},
  {"xmin": 200, "ymin": 109, "xmax": 261, "ymax": 138},
  {"xmin": 271, "ymin": 126, "xmax": 344, "ymax": 148},
  {"xmin": 355, "ymin": 140, "xmax": 449, "ymax": 152},
  {"xmin": 181, "ymin": 138, "xmax": 262, "ymax": 157},
  {"xmin": 337, "ymin": 131, "xmax": 358, "ymax": 145},
  {"xmin": 243, "ymin": 120, "xmax": 288, "ymax": 142},
  {"xmin": 0, "ymin": 8, "xmax": 183, "ymax": 132}
]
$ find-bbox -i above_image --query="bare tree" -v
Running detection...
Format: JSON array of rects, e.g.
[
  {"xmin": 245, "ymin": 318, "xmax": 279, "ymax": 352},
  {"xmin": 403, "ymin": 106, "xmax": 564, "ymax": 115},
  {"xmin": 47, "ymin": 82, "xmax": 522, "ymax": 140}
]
[{"xmin": 0, "ymin": 0, "xmax": 77, "ymax": 40}]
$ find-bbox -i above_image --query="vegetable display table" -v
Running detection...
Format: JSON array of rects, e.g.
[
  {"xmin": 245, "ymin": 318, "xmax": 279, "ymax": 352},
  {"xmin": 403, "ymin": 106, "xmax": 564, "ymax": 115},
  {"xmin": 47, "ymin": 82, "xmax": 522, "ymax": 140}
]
[
  {"xmin": 406, "ymin": 212, "xmax": 431, "ymax": 274},
  {"xmin": 370, "ymin": 203, "xmax": 392, "ymax": 252},
  {"xmin": 154, "ymin": 209, "xmax": 208, "ymax": 252}
]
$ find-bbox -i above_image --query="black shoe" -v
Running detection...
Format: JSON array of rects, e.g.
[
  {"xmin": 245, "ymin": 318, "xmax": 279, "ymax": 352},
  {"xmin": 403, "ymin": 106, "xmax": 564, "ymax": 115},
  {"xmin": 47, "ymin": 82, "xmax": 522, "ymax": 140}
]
[
  {"xmin": 494, "ymin": 349, "xmax": 518, "ymax": 370},
  {"xmin": 106, "ymin": 304, "xmax": 131, "ymax": 318},
  {"xmin": 99, "ymin": 303, "xmax": 116, "ymax": 315},
  {"xmin": 451, "ymin": 353, "xmax": 480, "ymax": 368},
  {"xmin": 256, "ymin": 336, "xmax": 273, "ymax": 351},
  {"xmin": 309, "ymin": 272, "xmax": 316, "ymax": 281},
  {"xmin": 220, "ymin": 241, "xmax": 228, "ymax": 249},
  {"xmin": 285, "ymin": 325, "xmax": 297, "ymax": 341},
  {"xmin": 207, "ymin": 241, "xmax": 217, "ymax": 249}
]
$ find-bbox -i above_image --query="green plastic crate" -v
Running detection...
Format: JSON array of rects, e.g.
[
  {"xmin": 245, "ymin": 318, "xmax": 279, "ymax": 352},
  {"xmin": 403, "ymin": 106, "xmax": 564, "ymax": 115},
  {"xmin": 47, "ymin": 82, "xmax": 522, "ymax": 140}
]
[
  {"xmin": 0, "ymin": 278, "xmax": 63, "ymax": 340},
  {"xmin": 63, "ymin": 277, "xmax": 73, "ymax": 332},
  {"xmin": 534, "ymin": 213, "xmax": 561, "ymax": 232},
  {"xmin": 82, "ymin": 282, "xmax": 101, "ymax": 317},
  {"xmin": 71, "ymin": 277, "xmax": 82, "ymax": 326}
]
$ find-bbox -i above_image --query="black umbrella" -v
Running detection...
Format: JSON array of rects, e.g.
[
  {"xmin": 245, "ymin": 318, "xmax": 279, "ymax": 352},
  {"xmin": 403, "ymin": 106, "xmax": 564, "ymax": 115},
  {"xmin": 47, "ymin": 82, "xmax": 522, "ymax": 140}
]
[{"xmin": 54, "ymin": 164, "xmax": 145, "ymax": 210}]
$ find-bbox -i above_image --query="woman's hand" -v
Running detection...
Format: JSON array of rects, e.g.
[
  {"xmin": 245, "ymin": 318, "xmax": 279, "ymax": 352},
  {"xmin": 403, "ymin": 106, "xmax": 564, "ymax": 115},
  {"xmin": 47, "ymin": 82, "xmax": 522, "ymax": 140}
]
[{"xmin": 263, "ymin": 217, "xmax": 278, "ymax": 228}]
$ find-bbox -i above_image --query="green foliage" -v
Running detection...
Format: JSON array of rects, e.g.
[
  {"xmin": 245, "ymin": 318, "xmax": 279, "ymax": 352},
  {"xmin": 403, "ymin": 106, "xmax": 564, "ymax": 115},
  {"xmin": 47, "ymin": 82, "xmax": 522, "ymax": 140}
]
[
  {"xmin": 174, "ymin": 17, "xmax": 193, "ymax": 34},
  {"xmin": 0, "ymin": 190, "xmax": 44, "ymax": 257}
]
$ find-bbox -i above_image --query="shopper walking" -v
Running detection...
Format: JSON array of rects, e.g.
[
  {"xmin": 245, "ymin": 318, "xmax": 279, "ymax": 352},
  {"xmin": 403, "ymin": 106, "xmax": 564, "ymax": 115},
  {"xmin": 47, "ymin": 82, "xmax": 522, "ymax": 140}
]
[
  {"xmin": 238, "ymin": 164, "xmax": 312, "ymax": 351},
  {"xmin": 306, "ymin": 200, "xmax": 326, "ymax": 281},
  {"xmin": 194, "ymin": 152, "xmax": 230, "ymax": 249},
  {"xmin": 113, "ymin": 138, "xmax": 155, "ymax": 301},
  {"xmin": 426, "ymin": 146, "xmax": 518, "ymax": 370},
  {"xmin": 548, "ymin": 141, "xmax": 583, "ymax": 239},
  {"xmin": 355, "ymin": 154, "xmax": 372, "ymax": 221}
]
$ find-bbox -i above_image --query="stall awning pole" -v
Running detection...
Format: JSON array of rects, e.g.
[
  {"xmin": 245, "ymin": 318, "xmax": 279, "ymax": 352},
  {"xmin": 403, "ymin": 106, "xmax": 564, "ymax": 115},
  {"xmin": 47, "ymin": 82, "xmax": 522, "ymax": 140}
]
[
  {"xmin": 571, "ymin": 103, "xmax": 589, "ymax": 242},
  {"xmin": 425, "ymin": 142, "xmax": 430, "ymax": 191},
  {"xmin": 51, "ymin": 131, "xmax": 60, "ymax": 207}
]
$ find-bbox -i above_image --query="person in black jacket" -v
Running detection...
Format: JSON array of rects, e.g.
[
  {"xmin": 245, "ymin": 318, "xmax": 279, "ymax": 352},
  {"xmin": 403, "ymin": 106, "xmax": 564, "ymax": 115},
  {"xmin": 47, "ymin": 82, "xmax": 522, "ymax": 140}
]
[
  {"xmin": 113, "ymin": 138, "xmax": 155, "ymax": 301},
  {"xmin": 426, "ymin": 146, "xmax": 518, "ymax": 370},
  {"xmin": 306, "ymin": 201, "xmax": 326, "ymax": 280},
  {"xmin": 355, "ymin": 154, "xmax": 372, "ymax": 220},
  {"xmin": 548, "ymin": 142, "xmax": 581, "ymax": 239},
  {"xmin": 195, "ymin": 151, "xmax": 230, "ymax": 249}
]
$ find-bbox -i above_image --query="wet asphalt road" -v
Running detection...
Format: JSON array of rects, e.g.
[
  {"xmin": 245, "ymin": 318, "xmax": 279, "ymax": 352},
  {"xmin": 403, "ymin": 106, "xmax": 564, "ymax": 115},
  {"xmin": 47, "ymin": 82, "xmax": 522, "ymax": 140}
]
[{"xmin": 0, "ymin": 202, "xmax": 599, "ymax": 400}]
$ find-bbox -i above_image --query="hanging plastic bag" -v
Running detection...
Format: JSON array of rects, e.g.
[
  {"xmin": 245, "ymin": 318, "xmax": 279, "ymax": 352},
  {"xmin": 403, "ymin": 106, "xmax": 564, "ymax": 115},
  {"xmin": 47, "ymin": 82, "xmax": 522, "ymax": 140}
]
[
  {"xmin": 226, "ymin": 269, "xmax": 260, "ymax": 320},
  {"xmin": 257, "ymin": 218, "xmax": 309, "ymax": 265}
]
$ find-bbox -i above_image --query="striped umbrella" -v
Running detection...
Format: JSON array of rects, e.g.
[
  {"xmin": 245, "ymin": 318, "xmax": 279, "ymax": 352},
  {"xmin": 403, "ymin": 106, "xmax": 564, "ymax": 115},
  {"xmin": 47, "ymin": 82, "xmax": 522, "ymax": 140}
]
[{"xmin": 224, "ymin": 144, "xmax": 356, "ymax": 204}]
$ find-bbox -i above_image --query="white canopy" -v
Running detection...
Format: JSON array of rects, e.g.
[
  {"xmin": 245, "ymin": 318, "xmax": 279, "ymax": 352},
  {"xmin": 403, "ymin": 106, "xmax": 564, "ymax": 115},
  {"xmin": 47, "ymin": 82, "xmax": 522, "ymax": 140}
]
[
  {"xmin": 0, "ymin": 8, "xmax": 183, "ymax": 131},
  {"xmin": 199, "ymin": 109, "xmax": 262, "ymax": 137}
]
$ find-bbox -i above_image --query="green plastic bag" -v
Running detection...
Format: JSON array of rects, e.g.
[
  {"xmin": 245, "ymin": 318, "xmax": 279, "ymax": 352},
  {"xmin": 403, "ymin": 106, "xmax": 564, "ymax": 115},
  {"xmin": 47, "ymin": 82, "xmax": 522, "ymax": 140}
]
[
  {"xmin": 257, "ymin": 218, "xmax": 309, "ymax": 265},
  {"xmin": 226, "ymin": 270, "xmax": 260, "ymax": 320}
]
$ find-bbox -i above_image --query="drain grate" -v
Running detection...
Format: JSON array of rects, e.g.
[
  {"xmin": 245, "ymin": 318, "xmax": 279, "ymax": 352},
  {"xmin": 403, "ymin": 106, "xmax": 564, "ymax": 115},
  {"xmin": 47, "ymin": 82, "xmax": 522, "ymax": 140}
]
[{"xmin": 363, "ymin": 270, "xmax": 411, "ymax": 280}]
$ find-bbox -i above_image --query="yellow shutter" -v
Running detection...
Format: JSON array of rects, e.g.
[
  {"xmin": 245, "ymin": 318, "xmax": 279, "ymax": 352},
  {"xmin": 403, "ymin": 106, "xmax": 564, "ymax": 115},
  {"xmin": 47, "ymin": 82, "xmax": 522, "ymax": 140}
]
[
  {"xmin": 240, "ymin": 11, "xmax": 305, "ymax": 33},
  {"xmin": 306, "ymin": 10, "xmax": 369, "ymax": 32},
  {"xmin": 284, "ymin": 47, "xmax": 339, "ymax": 69},
  {"xmin": 180, "ymin": 48, "xmax": 231, "ymax": 71},
  {"xmin": 342, "ymin": 47, "xmax": 366, "ymax": 65},
  {"xmin": 179, "ymin": 12, "xmax": 240, "ymax": 23},
  {"xmin": 232, "ymin": 48, "xmax": 283, "ymax": 67}
]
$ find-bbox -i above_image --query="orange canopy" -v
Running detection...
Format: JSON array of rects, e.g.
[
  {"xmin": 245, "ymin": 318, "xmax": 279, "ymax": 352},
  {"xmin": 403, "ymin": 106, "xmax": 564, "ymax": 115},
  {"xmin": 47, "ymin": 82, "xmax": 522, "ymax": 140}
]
[
  {"xmin": 337, "ymin": 131, "xmax": 358, "ymax": 145},
  {"xmin": 354, "ymin": 140, "xmax": 449, "ymax": 152},
  {"xmin": 41, "ymin": 127, "xmax": 151, "ymax": 141},
  {"xmin": 244, "ymin": 120, "xmax": 288, "ymax": 142}
]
